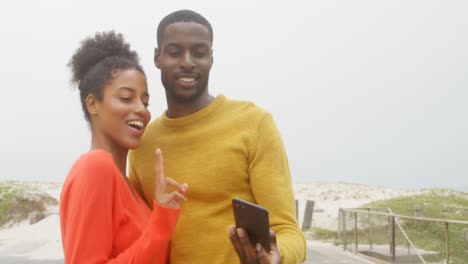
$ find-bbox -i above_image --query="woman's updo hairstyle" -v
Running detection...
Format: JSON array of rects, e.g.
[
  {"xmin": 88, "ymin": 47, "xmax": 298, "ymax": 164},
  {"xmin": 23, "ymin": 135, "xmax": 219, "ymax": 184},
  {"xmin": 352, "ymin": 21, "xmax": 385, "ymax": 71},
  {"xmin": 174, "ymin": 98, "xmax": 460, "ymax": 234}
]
[{"xmin": 68, "ymin": 31, "xmax": 145, "ymax": 121}]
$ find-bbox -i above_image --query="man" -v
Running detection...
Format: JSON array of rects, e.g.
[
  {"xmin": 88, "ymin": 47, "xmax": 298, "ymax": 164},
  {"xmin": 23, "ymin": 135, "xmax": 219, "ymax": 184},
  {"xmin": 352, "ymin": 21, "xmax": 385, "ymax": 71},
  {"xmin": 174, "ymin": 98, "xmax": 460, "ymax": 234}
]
[{"xmin": 129, "ymin": 9, "xmax": 306, "ymax": 263}]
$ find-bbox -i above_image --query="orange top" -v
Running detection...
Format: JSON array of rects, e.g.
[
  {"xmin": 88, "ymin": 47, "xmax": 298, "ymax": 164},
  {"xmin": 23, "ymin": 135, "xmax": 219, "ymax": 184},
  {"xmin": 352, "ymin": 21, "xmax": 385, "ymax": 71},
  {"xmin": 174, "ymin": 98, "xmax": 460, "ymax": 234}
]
[{"xmin": 60, "ymin": 150, "xmax": 179, "ymax": 264}]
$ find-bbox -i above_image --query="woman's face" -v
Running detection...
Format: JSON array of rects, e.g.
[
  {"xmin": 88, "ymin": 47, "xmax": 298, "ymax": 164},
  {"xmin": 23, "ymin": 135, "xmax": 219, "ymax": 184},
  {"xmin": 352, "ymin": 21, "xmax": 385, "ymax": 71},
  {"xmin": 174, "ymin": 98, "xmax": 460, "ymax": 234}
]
[{"xmin": 91, "ymin": 69, "xmax": 151, "ymax": 150}]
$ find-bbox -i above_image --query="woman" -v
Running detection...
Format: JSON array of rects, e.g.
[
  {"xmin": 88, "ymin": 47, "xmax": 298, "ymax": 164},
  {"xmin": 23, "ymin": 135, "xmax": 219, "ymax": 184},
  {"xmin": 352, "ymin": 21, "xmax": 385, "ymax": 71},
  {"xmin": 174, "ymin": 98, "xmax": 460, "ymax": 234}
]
[{"xmin": 60, "ymin": 31, "xmax": 187, "ymax": 263}]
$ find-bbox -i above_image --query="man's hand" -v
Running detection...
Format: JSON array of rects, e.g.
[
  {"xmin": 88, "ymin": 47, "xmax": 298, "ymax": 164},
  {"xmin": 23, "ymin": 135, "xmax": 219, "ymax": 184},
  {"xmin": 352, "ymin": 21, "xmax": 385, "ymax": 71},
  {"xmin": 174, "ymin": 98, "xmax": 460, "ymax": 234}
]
[
  {"xmin": 153, "ymin": 148, "xmax": 188, "ymax": 208},
  {"xmin": 228, "ymin": 225, "xmax": 281, "ymax": 264}
]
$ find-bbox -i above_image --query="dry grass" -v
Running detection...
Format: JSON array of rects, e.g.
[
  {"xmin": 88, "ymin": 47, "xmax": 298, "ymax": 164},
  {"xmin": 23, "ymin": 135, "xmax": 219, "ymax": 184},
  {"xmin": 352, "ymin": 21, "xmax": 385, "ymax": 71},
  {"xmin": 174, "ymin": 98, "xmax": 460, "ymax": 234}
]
[{"xmin": 0, "ymin": 181, "xmax": 58, "ymax": 227}]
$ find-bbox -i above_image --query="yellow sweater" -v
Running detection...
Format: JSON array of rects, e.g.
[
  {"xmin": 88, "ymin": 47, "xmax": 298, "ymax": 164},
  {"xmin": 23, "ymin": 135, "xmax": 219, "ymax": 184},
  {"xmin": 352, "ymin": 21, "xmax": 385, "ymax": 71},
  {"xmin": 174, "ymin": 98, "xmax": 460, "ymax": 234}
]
[{"xmin": 129, "ymin": 95, "xmax": 306, "ymax": 263}]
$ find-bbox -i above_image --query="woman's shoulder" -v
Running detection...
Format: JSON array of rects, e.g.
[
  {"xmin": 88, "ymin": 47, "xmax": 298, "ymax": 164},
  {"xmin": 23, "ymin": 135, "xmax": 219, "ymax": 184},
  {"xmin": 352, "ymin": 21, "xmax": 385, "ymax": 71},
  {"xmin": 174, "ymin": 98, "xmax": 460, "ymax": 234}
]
[
  {"xmin": 66, "ymin": 150, "xmax": 118, "ymax": 185},
  {"xmin": 78, "ymin": 149, "xmax": 114, "ymax": 164}
]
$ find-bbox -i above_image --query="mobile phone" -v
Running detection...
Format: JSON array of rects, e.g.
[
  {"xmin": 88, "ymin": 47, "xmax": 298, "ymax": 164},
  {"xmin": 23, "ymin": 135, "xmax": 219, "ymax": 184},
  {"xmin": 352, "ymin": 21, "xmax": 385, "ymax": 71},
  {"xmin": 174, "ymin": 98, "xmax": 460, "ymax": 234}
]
[{"xmin": 232, "ymin": 198, "xmax": 271, "ymax": 252}]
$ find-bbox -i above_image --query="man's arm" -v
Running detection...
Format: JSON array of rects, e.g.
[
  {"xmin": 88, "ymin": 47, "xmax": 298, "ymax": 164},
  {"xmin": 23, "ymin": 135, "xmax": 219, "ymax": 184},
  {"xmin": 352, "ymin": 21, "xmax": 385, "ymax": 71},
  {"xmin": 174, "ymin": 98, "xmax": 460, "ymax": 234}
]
[{"xmin": 248, "ymin": 113, "xmax": 306, "ymax": 264}]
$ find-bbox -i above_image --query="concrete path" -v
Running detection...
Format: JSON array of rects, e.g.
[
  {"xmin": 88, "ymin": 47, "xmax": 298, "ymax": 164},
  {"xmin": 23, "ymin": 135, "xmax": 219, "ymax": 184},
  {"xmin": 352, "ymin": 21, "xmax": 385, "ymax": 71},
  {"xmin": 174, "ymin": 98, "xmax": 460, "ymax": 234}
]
[
  {"xmin": 305, "ymin": 240, "xmax": 379, "ymax": 264},
  {"xmin": 0, "ymin": 240, "xmax": 381, "ymax": 264},
  {"xmin": 0, "ymin": 257, "xmax": 62, "ymax": 264}
]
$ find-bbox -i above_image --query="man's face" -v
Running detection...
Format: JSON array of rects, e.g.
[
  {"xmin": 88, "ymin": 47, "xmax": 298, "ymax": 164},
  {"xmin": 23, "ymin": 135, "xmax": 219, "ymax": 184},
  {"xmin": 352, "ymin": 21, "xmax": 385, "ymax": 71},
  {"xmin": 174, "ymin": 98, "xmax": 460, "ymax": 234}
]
[{"xmin": 155, "ymin": 22, "xmax": 213, "ymax": 104}]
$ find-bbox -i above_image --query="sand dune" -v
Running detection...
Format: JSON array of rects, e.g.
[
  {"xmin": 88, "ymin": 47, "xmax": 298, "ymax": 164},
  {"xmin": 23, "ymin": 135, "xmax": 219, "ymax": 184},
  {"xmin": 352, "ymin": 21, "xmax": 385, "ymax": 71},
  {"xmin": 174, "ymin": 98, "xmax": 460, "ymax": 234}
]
[
  {"xmin": 294, "ymin": 182, "xmax": 419, "ymax": 230},
  {"xmin": 0, "ymin": 181, "xmax": 422, "ymax": 260}
]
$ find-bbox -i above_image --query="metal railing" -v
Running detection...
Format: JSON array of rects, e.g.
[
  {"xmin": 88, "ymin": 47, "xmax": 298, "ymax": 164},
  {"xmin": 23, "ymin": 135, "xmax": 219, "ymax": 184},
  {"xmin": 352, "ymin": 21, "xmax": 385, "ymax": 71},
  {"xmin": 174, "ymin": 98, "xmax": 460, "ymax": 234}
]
[{"xmin": 339, "ymin": 208, "xmax": 468, "ymax": 263}]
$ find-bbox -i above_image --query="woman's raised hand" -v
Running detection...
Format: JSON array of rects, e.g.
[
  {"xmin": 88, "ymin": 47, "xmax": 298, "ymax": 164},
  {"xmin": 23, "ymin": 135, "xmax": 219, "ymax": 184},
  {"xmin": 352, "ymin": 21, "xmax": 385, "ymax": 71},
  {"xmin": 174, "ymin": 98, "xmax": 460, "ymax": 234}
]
[{"xmin": 153, "ymin": 148, "xmax": 188, "ymax": 208}]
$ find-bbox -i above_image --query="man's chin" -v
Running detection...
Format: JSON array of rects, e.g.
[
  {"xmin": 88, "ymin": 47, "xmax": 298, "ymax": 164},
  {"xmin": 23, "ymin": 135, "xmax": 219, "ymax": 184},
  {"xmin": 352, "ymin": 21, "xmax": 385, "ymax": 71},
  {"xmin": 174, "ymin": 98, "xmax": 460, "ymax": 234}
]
[
  {"xmin": 172, "ymin": 88, "xmax": 206, "ymax": 103},
  {"xmin": 173, "ymin": 94, "xmax": 198, "ymax": 103}
]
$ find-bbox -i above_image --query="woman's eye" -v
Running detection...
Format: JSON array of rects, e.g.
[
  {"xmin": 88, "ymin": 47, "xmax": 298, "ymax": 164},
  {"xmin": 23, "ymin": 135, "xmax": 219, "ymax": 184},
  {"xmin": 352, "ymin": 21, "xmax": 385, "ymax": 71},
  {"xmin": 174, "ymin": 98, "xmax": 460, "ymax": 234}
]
[{"xmin": 120, "ymin": 97, "xmax": 132, "ymax": 103}]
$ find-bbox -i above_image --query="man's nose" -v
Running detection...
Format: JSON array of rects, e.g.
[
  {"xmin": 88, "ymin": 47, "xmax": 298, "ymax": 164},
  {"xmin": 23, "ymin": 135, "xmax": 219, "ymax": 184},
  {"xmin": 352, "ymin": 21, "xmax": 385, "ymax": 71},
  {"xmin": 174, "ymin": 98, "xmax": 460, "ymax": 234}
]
[{"xmin": 180, "ymin": 52, "xmax": 195, "ymax": 70}]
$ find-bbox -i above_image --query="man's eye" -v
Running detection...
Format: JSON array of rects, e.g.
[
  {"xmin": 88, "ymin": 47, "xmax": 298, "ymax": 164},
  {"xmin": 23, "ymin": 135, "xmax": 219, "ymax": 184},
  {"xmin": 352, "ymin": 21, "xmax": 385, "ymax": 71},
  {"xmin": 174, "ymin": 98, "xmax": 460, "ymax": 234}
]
[
  {"xmin": 167, "ymin": 50, "xmax": 181, "ymax": 57},
  {"xmin": 193, "ymin": 51, "xmax": 206, "ymax": 58}
]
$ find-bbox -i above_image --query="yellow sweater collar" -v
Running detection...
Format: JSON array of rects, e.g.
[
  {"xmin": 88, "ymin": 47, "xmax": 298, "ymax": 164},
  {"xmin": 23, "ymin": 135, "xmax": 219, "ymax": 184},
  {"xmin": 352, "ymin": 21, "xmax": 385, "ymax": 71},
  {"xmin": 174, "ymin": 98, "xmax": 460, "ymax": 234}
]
[{"xmin": 161, "ymin": 94, "xmax": 226, "ymax": 127}]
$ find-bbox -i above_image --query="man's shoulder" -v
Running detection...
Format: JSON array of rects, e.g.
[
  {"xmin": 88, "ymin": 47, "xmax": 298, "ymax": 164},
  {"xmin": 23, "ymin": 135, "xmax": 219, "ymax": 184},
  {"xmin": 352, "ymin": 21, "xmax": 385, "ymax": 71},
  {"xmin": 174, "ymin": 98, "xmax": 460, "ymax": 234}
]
[
  {"xmin": 223, "ymin": 96, "xmax": 270, "ymax": 117},
  {"xmin": 145, "ymin": 115, "xmax": 164, "ymax": 131}
]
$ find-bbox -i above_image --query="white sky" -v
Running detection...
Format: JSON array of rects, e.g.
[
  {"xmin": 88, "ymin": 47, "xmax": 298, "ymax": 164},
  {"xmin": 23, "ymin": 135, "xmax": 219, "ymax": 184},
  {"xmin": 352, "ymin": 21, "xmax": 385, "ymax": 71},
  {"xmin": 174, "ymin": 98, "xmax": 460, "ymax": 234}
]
[{"xmin": 0, "ymin": 0, "xmax": 467, "ymax": 191}]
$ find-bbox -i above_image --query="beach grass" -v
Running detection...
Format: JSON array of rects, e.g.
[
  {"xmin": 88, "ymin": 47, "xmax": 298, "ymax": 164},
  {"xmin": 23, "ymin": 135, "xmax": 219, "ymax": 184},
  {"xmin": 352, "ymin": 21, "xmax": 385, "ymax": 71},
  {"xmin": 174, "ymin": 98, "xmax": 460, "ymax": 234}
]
[
  {"xmin": 308, "ymin": 189, "xmax": 468, "ymax": 263},
  {"xmin": 361, "ymin": 190, "xmax": 468, "ymax": 263},
  {"xmin": 0, "ymin": 181, "xmax": 58, "ymax": 227}
]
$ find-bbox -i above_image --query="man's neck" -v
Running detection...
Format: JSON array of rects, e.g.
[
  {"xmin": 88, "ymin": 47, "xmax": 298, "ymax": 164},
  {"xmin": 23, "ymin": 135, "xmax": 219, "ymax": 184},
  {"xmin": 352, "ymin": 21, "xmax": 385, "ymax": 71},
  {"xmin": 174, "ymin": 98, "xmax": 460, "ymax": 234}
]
[{"xmin": 166, "ymin": 94, "xmax": 215, "ymax": 119}]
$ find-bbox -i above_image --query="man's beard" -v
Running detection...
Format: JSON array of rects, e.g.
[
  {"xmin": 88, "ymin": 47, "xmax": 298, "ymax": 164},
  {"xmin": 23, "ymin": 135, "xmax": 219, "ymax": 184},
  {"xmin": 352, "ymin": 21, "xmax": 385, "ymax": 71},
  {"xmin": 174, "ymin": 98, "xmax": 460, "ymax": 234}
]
[{"xmin": 162, "ymin": 76, "xmax": 209, "ymax": 104}]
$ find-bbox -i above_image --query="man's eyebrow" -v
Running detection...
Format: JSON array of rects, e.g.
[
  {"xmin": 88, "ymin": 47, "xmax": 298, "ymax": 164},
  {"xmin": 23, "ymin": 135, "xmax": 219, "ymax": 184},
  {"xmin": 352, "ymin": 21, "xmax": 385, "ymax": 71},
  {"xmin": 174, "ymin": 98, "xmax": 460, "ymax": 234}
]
[
  {"xmin": 164, "ymin": 42, "xmax": 210, "ymax": 48},
  {"xmin": 193, "ymin": 43, "xmax": 210, "ymax": 49},
  {"xmin": 164, "ymin": 43, "xmax": 180, "ymax": 48}
]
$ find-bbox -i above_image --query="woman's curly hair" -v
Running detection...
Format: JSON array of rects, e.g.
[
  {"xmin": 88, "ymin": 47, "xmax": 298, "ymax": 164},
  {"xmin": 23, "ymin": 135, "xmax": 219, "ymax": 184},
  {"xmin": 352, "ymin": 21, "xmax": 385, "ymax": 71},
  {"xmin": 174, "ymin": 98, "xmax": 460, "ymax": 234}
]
[{"xmin": 68, "ymin": 31, "xmax": 145, "ymax": 122}]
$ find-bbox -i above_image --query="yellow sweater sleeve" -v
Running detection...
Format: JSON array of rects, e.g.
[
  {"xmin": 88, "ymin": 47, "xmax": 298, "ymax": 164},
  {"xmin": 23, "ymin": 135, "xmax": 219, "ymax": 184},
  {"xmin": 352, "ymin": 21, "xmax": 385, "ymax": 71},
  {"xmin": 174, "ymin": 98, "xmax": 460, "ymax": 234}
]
[{"xmin": 249, "ymin": 113, "xmax": 306, "ymax": 264}]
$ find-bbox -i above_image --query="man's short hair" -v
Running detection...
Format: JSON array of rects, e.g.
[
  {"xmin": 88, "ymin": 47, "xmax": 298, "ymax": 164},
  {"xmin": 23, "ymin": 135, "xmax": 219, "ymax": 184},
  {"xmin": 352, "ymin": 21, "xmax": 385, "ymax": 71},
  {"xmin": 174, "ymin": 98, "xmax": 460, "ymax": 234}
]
[{"xmin": 157, "ymin": 9, "xmax": 213, "ymax": 47}]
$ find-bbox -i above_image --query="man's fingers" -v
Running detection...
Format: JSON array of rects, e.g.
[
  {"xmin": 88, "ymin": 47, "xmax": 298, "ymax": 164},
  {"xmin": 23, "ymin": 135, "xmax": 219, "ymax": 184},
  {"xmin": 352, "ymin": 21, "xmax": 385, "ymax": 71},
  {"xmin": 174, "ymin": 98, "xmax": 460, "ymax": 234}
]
[
  {"xmin": 236, "ymin": 228, "xmax": 257, "ymax": 263},
  {"xmin": 228, "ymin": 225, "xmax": 247, "ymax": 262},
  {"xmin": 255, "ymin": 243, "xmax": 270, "ymax": 264},
  {"xmin": 269, "ymin": 229, "xmax": 278, "ymax": 251}
]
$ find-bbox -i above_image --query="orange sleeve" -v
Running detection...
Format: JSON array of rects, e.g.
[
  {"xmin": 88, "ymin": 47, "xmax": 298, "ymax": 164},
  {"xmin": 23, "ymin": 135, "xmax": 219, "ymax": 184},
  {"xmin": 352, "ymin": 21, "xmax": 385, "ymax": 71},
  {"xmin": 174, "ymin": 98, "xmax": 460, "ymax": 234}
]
[{"xmin": 62, "ymin": 154, "xmax": 180, "ymax": 264}]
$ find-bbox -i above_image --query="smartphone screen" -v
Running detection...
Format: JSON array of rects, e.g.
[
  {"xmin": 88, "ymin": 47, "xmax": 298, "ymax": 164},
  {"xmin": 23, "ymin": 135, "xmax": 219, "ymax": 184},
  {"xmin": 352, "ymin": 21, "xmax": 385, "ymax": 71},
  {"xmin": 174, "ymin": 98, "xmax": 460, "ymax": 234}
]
[{"xmin": 232, "ymin": 198, "xmax": 271, "ymax": 252}]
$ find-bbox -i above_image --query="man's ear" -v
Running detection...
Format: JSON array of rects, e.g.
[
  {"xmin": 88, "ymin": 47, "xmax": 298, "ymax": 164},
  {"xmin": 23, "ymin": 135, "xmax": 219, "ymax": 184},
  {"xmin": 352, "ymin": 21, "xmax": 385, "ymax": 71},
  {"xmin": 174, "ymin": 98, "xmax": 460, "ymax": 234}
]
[
  {"xmin": 85, "ymin": 94, "xmax": 99, "ymax": 116},
  {"xmin": 210, "ymin": 49, "xmax": 214, "ymax": 66},
  {"xmin": 154, "ymin": 47, "xmax": 161, "ymax": 69}
]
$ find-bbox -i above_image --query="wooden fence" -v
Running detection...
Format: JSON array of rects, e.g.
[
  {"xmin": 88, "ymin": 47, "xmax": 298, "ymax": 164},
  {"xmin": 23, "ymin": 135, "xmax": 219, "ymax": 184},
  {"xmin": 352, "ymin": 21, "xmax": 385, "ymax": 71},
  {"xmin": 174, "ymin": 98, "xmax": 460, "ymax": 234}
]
[{"xmin": 295, "ymin": 199, "xmax": 315, "ymax": 231}]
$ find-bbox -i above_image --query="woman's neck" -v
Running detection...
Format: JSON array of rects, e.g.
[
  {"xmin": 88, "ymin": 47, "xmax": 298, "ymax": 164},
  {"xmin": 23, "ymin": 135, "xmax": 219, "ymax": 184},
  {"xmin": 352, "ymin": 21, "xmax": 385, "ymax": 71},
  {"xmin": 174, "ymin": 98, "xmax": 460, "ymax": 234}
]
[{"xmin": 90, "ymin": 136, "xmax": 128, "ymax": 177}]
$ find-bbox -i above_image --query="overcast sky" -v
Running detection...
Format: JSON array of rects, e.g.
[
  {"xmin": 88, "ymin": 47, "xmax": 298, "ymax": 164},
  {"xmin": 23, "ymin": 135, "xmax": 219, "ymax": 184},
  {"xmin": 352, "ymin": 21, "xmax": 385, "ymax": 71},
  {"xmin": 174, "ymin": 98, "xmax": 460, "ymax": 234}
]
[{"xmin": 0, "ymin": 0, "xmax": 467, "ymax": 191}]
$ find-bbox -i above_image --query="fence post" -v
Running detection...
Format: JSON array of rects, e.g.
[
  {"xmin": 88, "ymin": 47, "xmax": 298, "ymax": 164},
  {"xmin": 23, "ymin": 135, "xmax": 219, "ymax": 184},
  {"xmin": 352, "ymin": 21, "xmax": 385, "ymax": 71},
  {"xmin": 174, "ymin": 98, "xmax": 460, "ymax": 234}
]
[
  {"xmin": 302, "ymin": 200, "xmax": 314, "ymax": 231},
  {"xmin": 342, "ymin": 209, "xmax": 347, "ymax": 251},
  {"xmin": 445, "ymin": 222, "xmax": 449, "ymax": 264},
  {"xmin": 390, "ymin": 216, "xmax": 396, "ymax": 262},
  {"xmin": 338, "ymin": 209, "xmax": 342, "ymax": 239},
  {"xmin": 354, "ymin": 212, "xmax": 358, "ymax": 254},
  {"xmin": 367, "ymin": 208, "xmax": 373, "ymax": 250}
]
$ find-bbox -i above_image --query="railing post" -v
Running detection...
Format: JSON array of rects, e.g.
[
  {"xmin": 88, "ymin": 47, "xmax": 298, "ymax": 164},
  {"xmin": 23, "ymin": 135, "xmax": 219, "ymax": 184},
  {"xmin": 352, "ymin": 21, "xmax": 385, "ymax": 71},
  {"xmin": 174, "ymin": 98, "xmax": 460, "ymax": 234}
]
[
  {"xmin": 367, "ymin": 208, "xmax": 373, "ymax": 250},
  {"xmin": 445, "ymin": 222, "xmax": 449, "ymax": 264},
  {"xmin": 302, "ymin": 200, "xmax": 314, "ymax": 231},
  {"xmin": 338, "ymin": 208, "xmax": 342, "ymax": 240},
  {"xmin": 343, "ymin": 209, "xmax": 347, "ymax": 251},
  {"xmin": 390, "ymin": 216, "xmax": 396, "ymax": 262},
  {"xmin": 407, "ymin": 241, "xmax": 410, "ymax": 263},
  {"xmin": 354, "ymin": 212, "xmax": 358, "ymax": 254}
]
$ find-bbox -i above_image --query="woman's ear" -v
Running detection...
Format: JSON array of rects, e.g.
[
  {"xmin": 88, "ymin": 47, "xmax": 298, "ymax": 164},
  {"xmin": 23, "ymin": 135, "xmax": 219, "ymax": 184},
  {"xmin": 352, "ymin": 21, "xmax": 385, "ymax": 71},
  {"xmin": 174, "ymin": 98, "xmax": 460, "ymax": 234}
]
[{"xmin": 85, "ymin": 94, "xmax": 99, "ymax": 116}]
